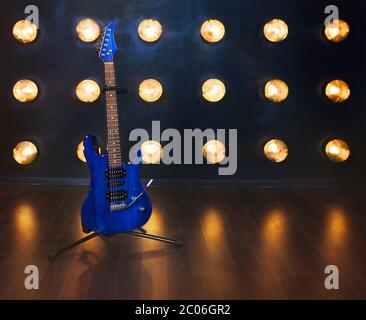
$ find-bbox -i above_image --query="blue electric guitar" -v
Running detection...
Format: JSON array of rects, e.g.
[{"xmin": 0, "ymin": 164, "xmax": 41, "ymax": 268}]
[{"xmin": 81, "ymin": 22, "xmax": 153, "ymax": 234}]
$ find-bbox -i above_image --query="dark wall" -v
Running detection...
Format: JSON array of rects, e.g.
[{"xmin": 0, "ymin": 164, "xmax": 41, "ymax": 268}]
[{"xmin": 0, "ymin": 0, "xmax": 364, "ymax": 184}]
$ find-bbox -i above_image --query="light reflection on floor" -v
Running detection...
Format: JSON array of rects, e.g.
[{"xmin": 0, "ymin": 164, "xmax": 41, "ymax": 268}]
[
  {"xmin": 323, "ymin": 205, "xmax": 349, "ymax": 256},
  {"xmin": 13, "ymin": 203, "xmax": 38, "ymax": 242},
  {"xmin": 256, "ymin": 207, "xmax": 290, "ymax": 298},
  {"xmin": 203, "ymin": 209, "xmax": 224, "ymax": 241},
  {"xmin": 202, "ymin": 209, "xmax": 224, "ymax": 258},
  {"xmin": 145, "ymin": 209, "xmax": 164, "ymax": 235},
  {"xmin": 261, "ymin": 208, "xmax": 288, "ymax": 247},
  {"xmin": 141, "ymin": 209, "xmax": 168, "ymax": 299}
]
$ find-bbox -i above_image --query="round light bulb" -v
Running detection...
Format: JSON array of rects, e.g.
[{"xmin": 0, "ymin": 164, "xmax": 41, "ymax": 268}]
[
  {"xmin": 76, "ymin": 19, "xmax": 101, "ymax": 43},
  {"xmin": 325, "ymin": 139, "xmax": 350, "ymax": 163},
  {"xmin": 141, "ymin": 140, "xmax": 163, "ymax": 164},
  {"xmin": 138, "ymin": 19, "xmax": 163, "ymax": 42},
  {"xmin": 264, "ymin": 79, "xmax": 289, "ymax": 102},
  {"xmin": 203, "ymin": 140, "xmax": 226, "ymax": 164},
  {"xmin": 13, "ymin": 20, "xmax": 38, "ymax": 44},
  {"xmin": 200, "ymin": 19, "xmax": 225, "ymax": 43},
  {"xmin": 264, "ymin": 139, "xmax": 288, "ymax": 163},
  {"xmin": 13, "ymin": 141, "xmax": 38, "ymax": 165},
  {"xmin": 76, "ymin": 80, "xmax": 101, "ymax": 103},
  {"xmin": 325, "ymin": 80, "xmax": 350, "ymax": 103},
  {"xmin": 202, "ymin": 79, "xmax": 226, "ymax": 102},
  {"xmin": 77, "ymin": 141, "xmax": 87, "ymax": 163},
  {"xmin": 77, "ymin": 138, "xmax": 101, "ymax": 162},
  {"xmin": 139, "ymin": 79, "xmax": 163, "ymax": 102},
  {"xmin": 263, "ymin": 19, "xmax": 288, "ymax": 42},
  {"xmin": 324, "ymin": 19, "xmax": 350, "ymax": 42},
  {"xmin": 13, "ymin": 80, "xmax": 38, "ymax": 103}
]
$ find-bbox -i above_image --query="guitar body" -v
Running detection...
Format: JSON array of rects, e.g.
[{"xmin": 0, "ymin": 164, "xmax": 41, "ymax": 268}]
[{"xmin": 81, "ymin": 135, "xmax": 152, "ymax": 234}]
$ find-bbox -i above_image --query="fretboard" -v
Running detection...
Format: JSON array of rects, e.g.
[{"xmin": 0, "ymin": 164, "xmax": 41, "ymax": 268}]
[{"xmin": 104, "ymin": 62, "xmax": 122, "ymax": 168}]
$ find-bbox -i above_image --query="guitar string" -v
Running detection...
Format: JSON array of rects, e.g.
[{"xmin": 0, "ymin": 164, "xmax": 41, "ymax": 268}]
[
  {"xmin": 105, "ymin": 71, "xmax": 113, "ymax": 206},
  {"xmin": 101, "ymin": 28, "xmax": 119, "ymax": 207},
  {"xmin": 106, "ymin": 63, "xmax": 121, "ymax": 207},
  {"xmin": 110, "ymin": 66, "xmax": 121, "ymax": 206},
  {"xmin": 100, "ymin": 29, "xmax": 114, "ymax": 206},
  {"xmin": 107, "ymin": 90, "xmax": 114, "ymax": 207},
  {"xmin": 110, "ymin": 90, "xmax": 118, "ymax": 206},
  {"xmin": 106, "ymin": 63, "xmax": 117, "ymax": 207},
  {"xmin": 110, "ymin": 73, "xmax": 118, "ymax": 206},
  {"xmin": 104, "ymin": 31, "xmax": 115, "ymax": 207}
]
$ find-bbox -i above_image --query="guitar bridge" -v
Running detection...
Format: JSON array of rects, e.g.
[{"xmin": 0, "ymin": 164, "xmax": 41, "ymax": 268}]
[{"xmin": 110, "ymin": 203, "xmax": 127, "ymax": 212}]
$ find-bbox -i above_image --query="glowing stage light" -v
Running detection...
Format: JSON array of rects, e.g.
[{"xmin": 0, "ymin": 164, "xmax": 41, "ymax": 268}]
[
  {"xmin": 264, "ymin": 139, "xmax": 288, "ymax": 163},
  {"xmin": 13, "ymin": 20, "xmax": 38, "ymax": 44},
  {"xmin": 13, "ymin": 141, "xmax": 38, "ymax": 165},
  {"xmin": 325, "ymin": 80, "xmax": 350, "ymax": 103},
  {"xmin": 76, "ymin": 80, "xmax": 101, "ymax": 103},
  {"xmin": 76, "ymin": 18, "xmax": 101, "ymax": 42},
  {"xmin": 141, "ymin": 140, "xmax": 163, "ymax": 164},
  {"xmin": 138, "ymin": 19, "xmax": 163, "ymax": 42},
  {"xmin": 203, "ymin": 140, "xmax": 226, "ymax": 164},
  {"xmin": 13, "ymin": 80, "xmax": 38, "ymax": 103},
  {"xmin": 139, "ymin": 79, "xmax": 163, "ymax": 102},
  {"xmin": 77, "ymin": 139, "xmax": 101, "ymax": 162},
  {"xmin": 77, "ymin": 141, "xmax": 87, "ymax": 163},
  {"xmin": 264, "ymin": 79, "xmax": 289, "ymax": 103},
  {"xmin": 200, "ymin": 19, "xmax": 225, "ymax": 43},
  {"xmin": 263, "ymin": 19, "xmax": 288, "ymax": 42},
  {"xmin": 324, "ymin": 19, "xmax": 350, "ymax": 42},
  {"xmin": 325, "ymin": 139, "xmax": 350, "ymax": 163},
  {"xmin": 202, "ymin": 79, "xmax": 226, "ymax": 102}
]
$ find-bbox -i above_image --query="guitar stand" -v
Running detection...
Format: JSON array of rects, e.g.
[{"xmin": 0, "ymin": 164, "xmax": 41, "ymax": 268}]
[{"xmin": 48, "ymin": 228, "xmax": 184, "ymax": 260}]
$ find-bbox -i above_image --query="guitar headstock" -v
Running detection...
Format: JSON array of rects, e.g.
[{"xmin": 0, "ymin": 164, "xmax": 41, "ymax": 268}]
[{"xmin": 97, "ymin": 22, "xmax": 118, "ymax": 62}]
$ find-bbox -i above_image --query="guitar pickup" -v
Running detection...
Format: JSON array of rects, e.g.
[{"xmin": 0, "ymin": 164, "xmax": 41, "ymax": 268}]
[
  {"xmin": 105, "ymin": 168, "xmax": 126, "ymax": 179},
  {"xmin": 106, "ymin": 190, "xmax": 128, "ymax": 201},
  {"xmin": 107, "ymin": 181, "xmax": 125, "ymax": 187}
]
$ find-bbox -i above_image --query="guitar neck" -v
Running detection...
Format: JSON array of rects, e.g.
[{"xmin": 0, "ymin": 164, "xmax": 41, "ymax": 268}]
[{"xmin": 104, "ymin": 62, "xmax": 122, "ymax": 168}]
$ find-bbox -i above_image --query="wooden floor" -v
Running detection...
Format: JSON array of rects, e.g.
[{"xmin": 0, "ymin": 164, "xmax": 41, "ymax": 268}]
[{"xmin": 0, "ymin": 184, "xmax": 365, "ymax": 300}]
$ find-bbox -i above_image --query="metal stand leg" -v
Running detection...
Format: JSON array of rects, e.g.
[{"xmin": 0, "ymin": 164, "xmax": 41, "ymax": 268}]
[
  {"xmin": 48, "ymin": 232, "xmax": 100, "ymax": 259},
  {"xmin": 48, "ymin": 229, "xmax": 183, "ymax": 259},
  {"xmin": 138, "ymin": 227, "xmax": 147, "ymax": 234},
  {"xmin": 127, "ymin": 231, "xmax": 184, "ymax": 246}
]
